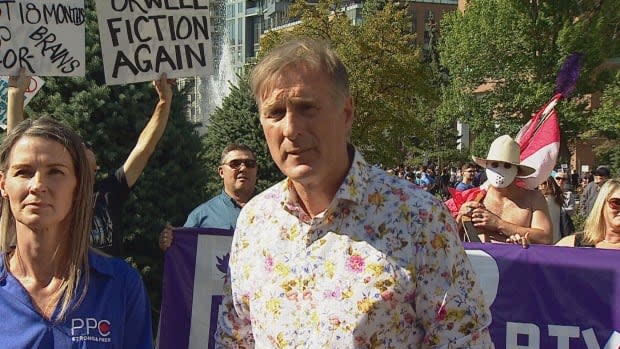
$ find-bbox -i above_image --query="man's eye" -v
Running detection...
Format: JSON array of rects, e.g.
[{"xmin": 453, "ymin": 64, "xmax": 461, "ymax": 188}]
[
  {"xmin": 266, "ymin": 109, "xmax": 285, "ymax": 119},
  {"xmin": 15, "ymin": 169, "xmax": 33, "ymax": 177}
]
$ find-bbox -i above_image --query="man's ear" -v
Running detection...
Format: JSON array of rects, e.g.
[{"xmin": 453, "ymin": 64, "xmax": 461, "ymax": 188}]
[
  {"xmin": 218, "ymin": 166, "xmax": 225, "ymax": 179},
  {"xmin": 0, "ymin": 171, "xmax": 7, "ymax": 198},
  {"xmin": 343, "ymin": 95, "xmax": 355, "ymax": 127}
]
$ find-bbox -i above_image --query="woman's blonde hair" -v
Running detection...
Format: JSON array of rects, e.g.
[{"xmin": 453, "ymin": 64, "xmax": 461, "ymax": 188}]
[
  {"xmin": 582, "ymin": 178, "xmax": 620, "ymax": 245},
  {"xmin": 0, "ymin": 117, "xmax": 94, "ymax": 321}
]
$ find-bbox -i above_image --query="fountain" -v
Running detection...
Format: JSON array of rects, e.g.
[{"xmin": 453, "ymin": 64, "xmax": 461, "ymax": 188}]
[{"xmin": 182, "ymin": 0, "xmax": 237, "ymax": 135}]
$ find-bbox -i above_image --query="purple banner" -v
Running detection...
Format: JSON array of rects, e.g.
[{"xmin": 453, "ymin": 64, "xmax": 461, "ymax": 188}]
[
  {"xmin": 465, "ymin": 243, "xmax": 620, "ymax": 349},
  {"xmin": 158, "ymin": 229, "xmax": 620, "ymax": 349},
  {"xmin": 157, "ymin": 227, "xmax": 233, "ymax": 349}
]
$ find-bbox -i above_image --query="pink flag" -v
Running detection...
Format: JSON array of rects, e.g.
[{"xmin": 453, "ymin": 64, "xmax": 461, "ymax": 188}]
[{"xmin": 514, "ymin": 94, "xmax": 561, "ymax": 190}]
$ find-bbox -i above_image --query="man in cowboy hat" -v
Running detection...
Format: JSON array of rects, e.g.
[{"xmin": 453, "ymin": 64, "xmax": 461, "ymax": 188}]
[{"xmin": 456, "ymin": 135, "xmax": 553, "ymax": 244}]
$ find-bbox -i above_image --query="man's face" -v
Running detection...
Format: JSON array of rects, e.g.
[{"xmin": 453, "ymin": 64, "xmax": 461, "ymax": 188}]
[
  {"xmin": 219, "ymin": 150, "xmax": 257, "ymax": 194},
  {"xmin": 463, "ymin": 168, "xmax": 475, "ymax": 180},
  {"xmin": 258, "ymin": 66, "xmax": 354, "ymax": 185},
  {"xmin": 594, "ymin": 175, "xmax": 606, "ymax": 184},
  {"xmin": 485, "ymin": 161, "xmax": 518, "ymax": 188}
]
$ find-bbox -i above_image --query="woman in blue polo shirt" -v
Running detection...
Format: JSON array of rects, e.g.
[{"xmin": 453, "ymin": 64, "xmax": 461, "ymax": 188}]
[{"xmin": 0, "ymin": 117, "xmax": 152, "ymax": 348}]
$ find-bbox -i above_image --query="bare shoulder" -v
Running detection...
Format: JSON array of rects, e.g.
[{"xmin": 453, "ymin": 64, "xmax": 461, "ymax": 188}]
[
  {"xmin": 519, "ymin": 187, "xmax": 546, "ymax": 207},
  {"xmin": 555, "ymin": 234, "xmax": 576, "ymax": 247}
]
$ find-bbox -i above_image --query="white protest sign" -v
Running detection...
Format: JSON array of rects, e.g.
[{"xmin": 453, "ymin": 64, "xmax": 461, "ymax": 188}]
[
  {"xmin": 0, "ymin": 0, "xmax": 85, "ymax": 76},
  {"xmin": 0, "ymin": 75, "xmax": 45, "ymax": 130},
  {"xmin": 95, "ymin": 0, "xmax": 214, "ymax": 85}
]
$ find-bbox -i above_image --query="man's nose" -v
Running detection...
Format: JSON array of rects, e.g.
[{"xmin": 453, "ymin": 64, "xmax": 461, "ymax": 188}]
[{"xmin": 282, "ymin": 112, "xmax": 303, "ymax": 139}]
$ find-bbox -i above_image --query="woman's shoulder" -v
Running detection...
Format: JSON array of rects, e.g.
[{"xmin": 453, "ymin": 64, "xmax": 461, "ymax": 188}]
[
  {"xmin": 88, "ymin": 250, "xmax": 144, "ymax": 285},
  {"xmin": 555, "ymin": 234, "xmax": 577, "ymax": 247}
]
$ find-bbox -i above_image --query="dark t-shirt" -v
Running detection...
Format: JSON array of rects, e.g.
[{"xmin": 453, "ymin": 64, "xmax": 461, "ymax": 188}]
[{"xmin": 90, "ymin": 168, "xmax": 131, "ymax": 256}]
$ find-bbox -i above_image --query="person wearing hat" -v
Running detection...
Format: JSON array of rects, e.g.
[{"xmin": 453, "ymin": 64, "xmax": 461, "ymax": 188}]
[
  {"xmin": 456, "ymin": 135, "xmax": 553, "ymax": 244},
  {"xmin": 581, "ymin": 166, "xmax": 612, "ymax": 217}
]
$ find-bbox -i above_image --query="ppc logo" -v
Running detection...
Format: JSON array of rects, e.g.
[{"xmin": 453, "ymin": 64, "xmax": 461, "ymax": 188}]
[{"xmin": 71, "ymin": 318, "xmax": 111, "ymax": 337}]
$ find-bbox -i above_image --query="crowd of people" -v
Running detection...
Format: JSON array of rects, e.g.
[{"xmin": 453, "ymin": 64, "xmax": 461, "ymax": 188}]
[
  {"xmin": 1, "ymin": 37, "xmax": 618, "ymax": 348},
  {"xmin": 384, "ymin": 149, "xmax": 613, "ymax": 246}
]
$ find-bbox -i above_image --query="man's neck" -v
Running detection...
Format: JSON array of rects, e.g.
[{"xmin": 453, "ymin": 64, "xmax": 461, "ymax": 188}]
[{"xmin": 225, "ymin": 189, "xmax": 253, "ymax": 207}]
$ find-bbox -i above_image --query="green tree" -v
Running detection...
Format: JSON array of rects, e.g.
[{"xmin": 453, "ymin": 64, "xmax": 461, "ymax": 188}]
[
  {"xmin": 259, "ymin": 0, "xmax": 438, "ymax": 166},
  {"xmin": 438, "ymin": 0, "xmax": 619, "ymax": 158},
  {"xmin": 588, "ymin": 71, "xmax": 620, "ymax": 174},
  {"xmin": 24, "ymin": 0, "xmax": 208, "ymax": 328},
  {"xmin": 202, "ymin": 73, "xmax": 283, "ymax": 199}
]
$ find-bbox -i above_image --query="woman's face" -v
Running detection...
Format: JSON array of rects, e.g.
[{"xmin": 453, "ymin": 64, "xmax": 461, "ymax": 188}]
[
  {"xmin": 604, "ymin": 188, "xmax": 620, "ymax": 233},
  {"xmin": 0, "ymin": 136, "xmax": 77, "ymax": 232}
]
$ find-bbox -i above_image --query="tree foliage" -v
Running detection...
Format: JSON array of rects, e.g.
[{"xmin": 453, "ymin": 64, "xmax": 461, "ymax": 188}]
[
  {"xmin": 438, "ymin": 0, "xmax": 619, "ymax": 159},
  {"xmin": 259, "ymin": 0, "xmax": 438, "ymax": 166},
  {"xmin": 202, "ymin": 73, "xmax": 283, "ymax": 198},
  {"xmin": 589, "ymin": 71, "xmax": 620, "ymax": 174},
  {"xmin": 23, "ymin": 0, "xmax": 208, "ymax": 327}
]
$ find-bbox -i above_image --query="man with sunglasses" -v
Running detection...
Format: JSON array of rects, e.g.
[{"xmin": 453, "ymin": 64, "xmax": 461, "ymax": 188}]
[
  {"xmin": 159, "ymin": 144, "xmax": 257, "ymax": 251},
  {"xmin": 456, "ymin": 135, "xmax": 552, "ymax": 244}
]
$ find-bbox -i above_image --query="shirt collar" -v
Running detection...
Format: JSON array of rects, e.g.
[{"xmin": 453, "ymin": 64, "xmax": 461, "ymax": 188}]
[
  {"xmin": 220, "ymin": 189, "xmax": 242, "ymax": 209},
  {"xmin": 0, "ymin": 249, "xmax": 115, "ymax": 283},
  {"xmin": 282, "ymin": 147, "xmax": 369, "ymax": 213},
  {"xmin": 88, "ymin": 249, "xmax": 116, "ymax": 278}
]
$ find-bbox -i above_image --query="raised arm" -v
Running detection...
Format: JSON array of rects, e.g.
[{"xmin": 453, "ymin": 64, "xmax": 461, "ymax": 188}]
[
  {"xmin": 122, "ymin": 73, "xmax": 175, "ymax": 188},
  {"xmin": 7, "ymin": 68, "xmax": 30, "ymax": 132}
]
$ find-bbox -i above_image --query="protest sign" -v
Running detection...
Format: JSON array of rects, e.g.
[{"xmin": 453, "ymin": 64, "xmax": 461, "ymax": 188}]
[
  {"xmin": 0, "ymin": 0, "xmax": 85, "ymax": 76},
  {"xmin": 0, "ymin": 75, "xmax": 45, "ymax": 129},
  {"xmin": 159, "ymin": 230, "xmax": 620, "ymax": 349},
  {"xmin": 95, "ymin": 0, "xmax": 214, "ymax": 85}
]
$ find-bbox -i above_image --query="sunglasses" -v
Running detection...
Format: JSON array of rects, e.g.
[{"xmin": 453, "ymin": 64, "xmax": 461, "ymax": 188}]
[
  {"xmin": 555, "ymin": 177, "xmax": 567, "ymax": 181},
  {"xmin": 609, "ymin": 198, "xmax": 620, "ymax": 210},
  {"xmin": 223, "ymin": 159, "xmax": 257, "ymax": 169},
  {"xmin": 490, "ymin": 162, "xmax": 512, "ymax": 169}
]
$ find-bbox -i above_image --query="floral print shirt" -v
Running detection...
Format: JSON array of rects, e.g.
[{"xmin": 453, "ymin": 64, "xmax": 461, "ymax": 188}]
[{"xmin": 215, "ymin": 150, "xmax": 494, "ymax": 348}]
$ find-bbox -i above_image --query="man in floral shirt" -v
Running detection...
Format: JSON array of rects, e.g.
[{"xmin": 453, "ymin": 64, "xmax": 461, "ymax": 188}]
[{"xmin": 215, "ymin": 38, "xmax": 494, "ymax": 348}]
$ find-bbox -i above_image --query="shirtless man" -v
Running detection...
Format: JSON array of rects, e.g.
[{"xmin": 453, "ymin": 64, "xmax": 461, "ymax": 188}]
[{"xmin": 456, "ymin": 135, "xmax": 553, "ymax": 244}]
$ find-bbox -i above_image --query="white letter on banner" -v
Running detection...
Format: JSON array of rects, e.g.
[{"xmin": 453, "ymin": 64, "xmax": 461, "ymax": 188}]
[
  {"xmin": 602, "ymin": 331, "xmax": 620, "ymax": 349},
  {"xmin": 507, "ymin": 322, "xmax": 540, "ymax": 349},
  {"xmin": 582, "ymin": 328, "xmax": 601, "ymax": 349},
  {"xmin": 548, "ymin": 325, "xmax": 579, "ymax": 349}
]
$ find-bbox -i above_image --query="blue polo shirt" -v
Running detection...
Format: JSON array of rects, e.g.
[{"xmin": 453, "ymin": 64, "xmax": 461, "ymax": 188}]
[
  {"xmin": 184, "ymin": 190, "xmax": 243, "ymax": 229},
  {"xmin": 0, "ymin": 250, "xmax": 152, "ymax": 348}
]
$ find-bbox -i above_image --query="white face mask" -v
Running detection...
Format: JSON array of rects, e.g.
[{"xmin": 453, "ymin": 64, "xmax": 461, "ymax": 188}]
[{"xmin": 485, "ymin": 162, "xmax": 518, "ymax": 188}]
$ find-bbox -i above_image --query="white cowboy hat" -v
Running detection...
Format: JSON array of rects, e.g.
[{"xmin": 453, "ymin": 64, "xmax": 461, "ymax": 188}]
[{"xmin": 472, "ymin": 135, "xmax": 536, "ymax": 177}]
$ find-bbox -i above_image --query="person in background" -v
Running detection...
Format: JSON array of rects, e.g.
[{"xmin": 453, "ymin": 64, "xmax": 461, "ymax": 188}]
[
  {"xmin": 539, "ymin": 176, "xmax": 564, "ymax": 243},
  {"xmin": 8, "ymin": 68, "xmax": 175, "ymax": 256},
  {"xmin": 415, "ymin": 165, "xmax": 434, "ymax": 191},
  {"xmin": 0, "ymin": 117, "xmax": 152, "ymax": 348},
  {"xmin": 557, "ymin": 179, "xmax": 620, "ymax": 249},
  {"xmin": 554, "ymin": 172, "xmax": 575, "ymax": 215},
  {"xmin": 581, "ymin": 166, "xmax": 611, "ymax": 217},
  {"xmin": 457, "ymin": 135, "xmax": 552, "ymax": 244},
  {"xmin": 215, "ymin": 38, "xmax": 493, "ymax": 348},
  {"xmin": 455, "ymin": 162, "xmax": 477, "ymax": 191},
  {"xmin": 159, "ymin": 144, "xmax": 258, "ymax": 251}
]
